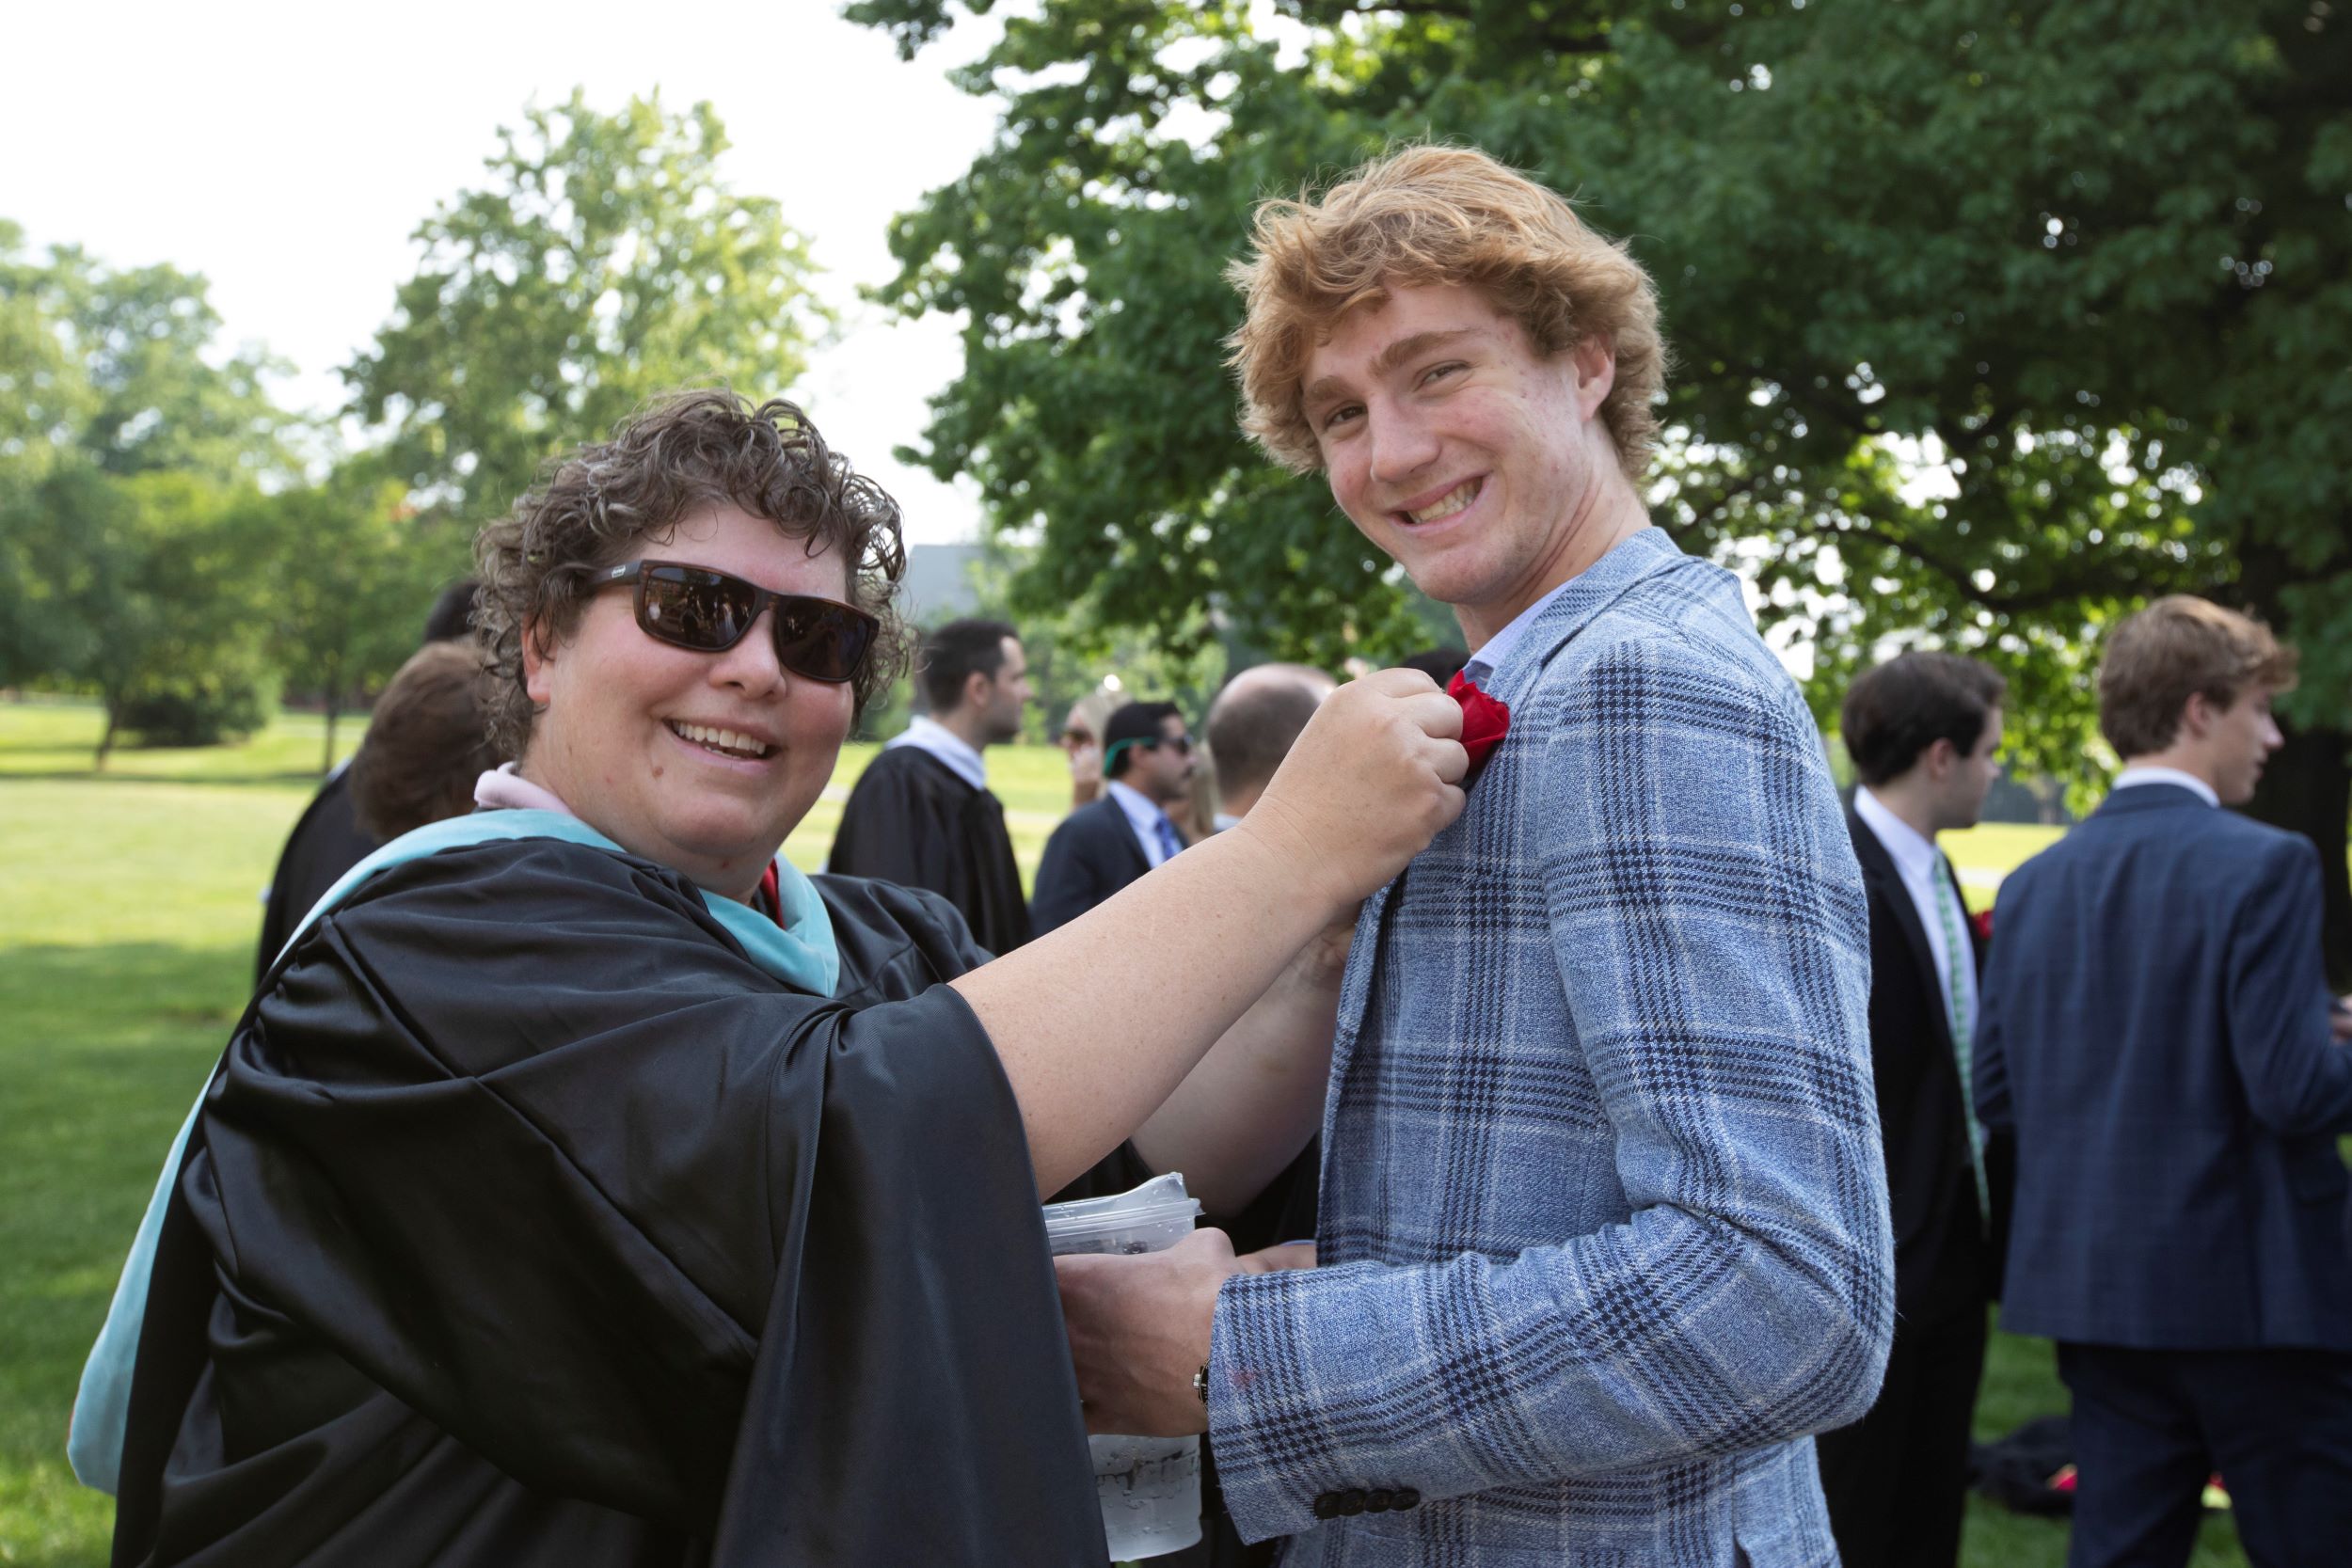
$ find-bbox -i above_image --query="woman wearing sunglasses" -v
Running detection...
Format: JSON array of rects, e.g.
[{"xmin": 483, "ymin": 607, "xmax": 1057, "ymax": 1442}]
[{"xmin": 87, "ymin": 390, "xmax": 1467, "ymax": 1568}]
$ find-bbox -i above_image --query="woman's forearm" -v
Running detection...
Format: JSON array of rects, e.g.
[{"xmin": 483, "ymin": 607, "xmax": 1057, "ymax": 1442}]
[
  {"xmin": 950, "ymin": 671, "xmax": 1467, "ymax": 1195},
  {"xmin": 955, "ymin": 825, "xmax": 1337, "ymax": 1195},
  {"xmin": 1130, "ymin": 935, "xmax": 1344, "ymax": 1213}
]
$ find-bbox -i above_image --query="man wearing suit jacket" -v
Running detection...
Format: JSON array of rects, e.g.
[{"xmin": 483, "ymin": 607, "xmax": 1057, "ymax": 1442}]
[
  {"xmin": 1029, "ymin": 700, "xmax": 1196, "ymax": 934},
  {"xmin": 1976, "ymin": 595, "xmax": 2352, "ymax": 1568},
  {"xmin": 1055, "ymin": 146, "xmax": 1891, "ymax": 1567},
  {"xmin": 1819, "ymin": 652, "xmax": 2010, "ymax": 1568}
]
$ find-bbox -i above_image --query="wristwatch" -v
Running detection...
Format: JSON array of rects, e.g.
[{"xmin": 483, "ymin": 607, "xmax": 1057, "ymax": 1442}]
[{"xmin": 1193, "ymin": 1361, "xmax": 1211, "ymax": 1409}]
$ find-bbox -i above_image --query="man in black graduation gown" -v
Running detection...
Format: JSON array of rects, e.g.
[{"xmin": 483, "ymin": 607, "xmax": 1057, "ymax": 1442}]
[{"xmin": 828, "ymin": 617, "xmax": 1034, "ymax": 954}]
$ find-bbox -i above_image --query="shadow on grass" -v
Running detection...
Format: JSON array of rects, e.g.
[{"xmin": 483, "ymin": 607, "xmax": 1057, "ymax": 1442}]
[{"xmin": 0, "ymin": 942, "xmax": 233, "ymax": 1568}]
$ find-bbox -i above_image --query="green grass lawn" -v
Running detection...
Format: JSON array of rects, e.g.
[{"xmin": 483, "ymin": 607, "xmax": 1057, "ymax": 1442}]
[{"xmin": 0, "ymin": 699, "xmax": 2248, "ymax": 1565}]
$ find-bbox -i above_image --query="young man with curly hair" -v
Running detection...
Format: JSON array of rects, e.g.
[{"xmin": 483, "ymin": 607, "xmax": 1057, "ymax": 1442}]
[{"xmin": 1056, "ymin": 146, "xmax": 1893, "ymax": 1566}]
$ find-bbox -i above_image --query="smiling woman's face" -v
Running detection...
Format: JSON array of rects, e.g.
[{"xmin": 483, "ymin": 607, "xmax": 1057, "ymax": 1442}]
[{"xmin": 520, "ymin": 502, "xmax": 856, "ymax": 900}]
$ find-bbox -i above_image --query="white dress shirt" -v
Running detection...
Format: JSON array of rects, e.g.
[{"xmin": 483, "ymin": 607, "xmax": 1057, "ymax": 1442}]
[
  {"xmin": 1106, "ymin": 779, "xmax": 1181, "ymax": 868},
  {"xmin": 2112, "ymin": 765, "xmax": 2219, "ymax": 808},
  {"xmin": 886, "ymin": 715, "xmax": 988, "ymax": 792},
  {"xmin": 1853, "ymin": 786, "xmax": 1979, "ymax": 1038}
]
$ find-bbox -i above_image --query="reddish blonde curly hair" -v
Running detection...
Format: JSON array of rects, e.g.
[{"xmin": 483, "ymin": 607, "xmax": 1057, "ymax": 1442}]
[{"xmin": 1227, "ymin": 145, "xmax": 1667, "ymax": 480}]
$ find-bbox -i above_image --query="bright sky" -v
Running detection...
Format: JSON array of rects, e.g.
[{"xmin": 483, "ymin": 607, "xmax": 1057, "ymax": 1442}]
[{"xmin": 2, "ymin": 0, "xmax": 1007, "ymax": 544}]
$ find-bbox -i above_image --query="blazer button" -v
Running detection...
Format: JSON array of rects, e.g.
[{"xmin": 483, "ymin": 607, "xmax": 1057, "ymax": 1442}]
[
  {"xmin": 1338, "ymin": 1488, "xmax": 1368, "ymax": 1515},
  {"xmin": 1311, "ymin": 1492, "xmax": 1343, "ymax": 1520},
  {"xmin": 1392, "ymin": 1487, "xmax": 1421, "ymax": 1510},
  {"xmin": 1363, "ymin": 1488, "xmax": 1394, "ymax": 1513}
]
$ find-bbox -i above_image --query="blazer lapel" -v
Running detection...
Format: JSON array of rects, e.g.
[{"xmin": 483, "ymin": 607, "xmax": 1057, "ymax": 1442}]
[
  {"xmin": 1849, "ymin": 810, "xmax": 1957, "ymax": 1059},
  {"xmin": 1487, "ymin": 527, "xmax": 1688, "ymax": 712}
]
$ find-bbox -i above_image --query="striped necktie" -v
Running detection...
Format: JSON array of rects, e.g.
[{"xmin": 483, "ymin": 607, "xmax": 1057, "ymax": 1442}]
[{"xmin": 1153, "ymin": 814, "xmax": 1184, "ymax": 863}]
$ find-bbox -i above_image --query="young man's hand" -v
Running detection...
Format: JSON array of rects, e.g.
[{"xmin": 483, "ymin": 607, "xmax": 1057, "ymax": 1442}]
[{"xmin": 1055, "ymin": 1227, "xmax": 1240, "ymax": 1435}]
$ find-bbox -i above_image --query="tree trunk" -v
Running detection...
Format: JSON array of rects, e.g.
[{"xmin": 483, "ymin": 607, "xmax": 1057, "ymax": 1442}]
[
  {"xmin": 321, "ymin": 657, "xmax": 342, "ymax": 776},
  {"xmin": 2246, "ymin": 720, "xmax": 2352, "ymax": 989},
  {"xmin": 94, "ymin": 703, "xmax": 119, "ymax": 770}
]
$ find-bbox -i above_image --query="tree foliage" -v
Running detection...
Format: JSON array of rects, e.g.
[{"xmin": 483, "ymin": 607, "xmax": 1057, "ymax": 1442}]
[
  {"xmin": 344, "ymin": 91, "xmax": 831, "ymax": 524},
  {"xmin": 249, "ymin": 466, "xmax": 453, "ymax": 770},
  {"xmin": 856, "ymin": 0, "xmax": 2352, "ymax": 970},
  {"xmin": 0, "ymin": 226, "xmax": 294, "ymax": 756}
]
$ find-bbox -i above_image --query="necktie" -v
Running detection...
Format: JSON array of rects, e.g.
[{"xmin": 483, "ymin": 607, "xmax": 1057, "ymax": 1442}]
[
  {"xmin": 1931, "ymin": 857, "xmax": 1992, "ymax": 1228},
  {"xmin": 1153, "ymin": 814, "xmax": 1184, "ymax": 863}
]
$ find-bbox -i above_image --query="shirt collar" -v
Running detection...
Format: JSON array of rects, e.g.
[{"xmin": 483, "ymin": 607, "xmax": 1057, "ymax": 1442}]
[
  {"xmin": 886, "ymin": 715, "xmax": 988, "ymax": 791},
  {"xmin": 1459, "ymin": 578, "xmax": 1578, "ymax": 686},
  {"xmin": 1106, "ymin": 779, "xmax": 1169, "ymax": 838},
  {"xmin": 476, "ymin": 761, "xmax": 573, "ymax": 816},
  {"xmin": 2113, "ymin": 766, "xmax": 2219, "ymax": 808},
  {"xmin": 1854, "ymin": 785, "xmax": 1942, "ymax": 883}
]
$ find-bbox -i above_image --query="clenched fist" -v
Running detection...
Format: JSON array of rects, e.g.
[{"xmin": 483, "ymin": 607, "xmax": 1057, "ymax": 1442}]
[{"xmin": 1236, "ymin": 668, "xmax": 1468, "ymax": 919}]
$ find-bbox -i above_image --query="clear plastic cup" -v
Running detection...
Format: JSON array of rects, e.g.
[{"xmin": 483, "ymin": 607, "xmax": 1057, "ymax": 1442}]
[{"xmin": 1043, "ymin": 1173, "xmax": 1206, "ymax": 1560}]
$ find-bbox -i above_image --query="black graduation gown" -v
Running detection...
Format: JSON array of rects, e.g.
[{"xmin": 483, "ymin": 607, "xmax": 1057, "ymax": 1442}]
[
  {"xmin": 114, "ymin": 837, "xmax": 1106, "ymax": 1568},
  {"xmin": 827, "ymin": 747, "xmax": 1033, "ymax": 956}
]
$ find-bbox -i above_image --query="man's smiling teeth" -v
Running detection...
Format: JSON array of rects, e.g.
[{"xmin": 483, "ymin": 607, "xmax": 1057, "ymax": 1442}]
[
  {"xmin": 1405, "ymin": 479, "xmax": 1480, "ymax": 525},
  {"xmin": 668, "ymin": 721, "xmax": 773, "ymax": 759}
]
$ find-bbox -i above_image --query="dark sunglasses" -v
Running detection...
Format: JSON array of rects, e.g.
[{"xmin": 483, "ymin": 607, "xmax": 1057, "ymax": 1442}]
[{"xmin": 593, "ymin": 561, "xmax": 879, "ymax": 684}]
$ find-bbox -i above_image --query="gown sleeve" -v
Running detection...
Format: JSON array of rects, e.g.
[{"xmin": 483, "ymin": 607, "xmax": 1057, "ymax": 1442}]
[{"xmin": 126, "ymin": 839, "xmax": 1106, "ymax": 1566}]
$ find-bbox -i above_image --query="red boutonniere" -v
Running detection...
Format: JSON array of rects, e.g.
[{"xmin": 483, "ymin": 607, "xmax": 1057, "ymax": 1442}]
[
  {"xmin": 1446, "ymin": 672, "xmax": 1511, "ymax": 784},
  {"xmin": 1971, "ymin": 908, "xmax": 1994, "ymax": 943}
]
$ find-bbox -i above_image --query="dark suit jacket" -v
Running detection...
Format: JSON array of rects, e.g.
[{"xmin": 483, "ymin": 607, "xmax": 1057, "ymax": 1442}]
[
  {"xmin": 1849, "ymin": 809, "xmax": 2009, "ymax": 1323},
  {"xmin": 1028, "ymin": 796, "xmax": 1152, "ymax": 936},
  {"xmin": 1976, "ymin": 784, "xmax": 2352, "ymax": 1351}
]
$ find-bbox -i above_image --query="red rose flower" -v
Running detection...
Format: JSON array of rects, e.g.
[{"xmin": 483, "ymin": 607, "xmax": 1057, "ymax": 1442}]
[
  {"xmin": 1971, "ymin": 907, "xmax": 1994, "ymax": 943},
  {"xmin": 1446, "ymin": 672, "xmax": 1512, "ymax": 784}
]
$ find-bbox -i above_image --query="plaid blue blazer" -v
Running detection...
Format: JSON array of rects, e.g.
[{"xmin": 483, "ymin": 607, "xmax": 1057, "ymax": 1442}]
[{"xmin": 1208, "ymin": 529, "xmax": 1892, "ymax": 1566}]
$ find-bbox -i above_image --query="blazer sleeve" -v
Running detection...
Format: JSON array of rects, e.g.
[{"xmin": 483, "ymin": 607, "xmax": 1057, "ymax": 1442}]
[
  {"xmin": 1206, "ymin": 637, "xmax": 1893, "ymax": 1539},
  {"xmin": 1028, "ymin": 812, "xmax": 1103, "ymax": 937},
  {"xmin": 2224, "ymin": 834, "xmax": 2352, "ymax": 1137}
]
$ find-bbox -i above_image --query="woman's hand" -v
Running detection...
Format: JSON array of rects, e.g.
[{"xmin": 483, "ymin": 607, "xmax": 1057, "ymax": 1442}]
[{"xmin": 1236, "ymin": 669, "xmax": 1467, "ymax": 919}]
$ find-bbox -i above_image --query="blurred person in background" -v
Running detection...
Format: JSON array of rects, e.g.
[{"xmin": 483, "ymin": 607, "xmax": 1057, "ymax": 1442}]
[
  {"xmin": 252, "ymin": 579, "xmax": 477, "ymax": 980},
  {"xmin": 345, "ymin": 641, "xmax": 502, "ymax": 844},
  {"xmin": 828, "ymin": 616, "xmax": 1034, "ymax": 953},
  {"xmin": 1203, "ymin": 664, "xmax": 1335, "ymax": 832},
  {"xmin": 1058, "ymin": 685, "xmax": 1120, "ymax": 811},
  {"xmin": 1975, "ymin": 595, "xmax": 2352, "ymax": 1568},
  {"xmin": 1029, "ymin": 699, "xmax": 1196, "ymax": 936},
  {"xmin": 1818, "ymin": 650, "xmax": 2010, "ymax": 1568}
]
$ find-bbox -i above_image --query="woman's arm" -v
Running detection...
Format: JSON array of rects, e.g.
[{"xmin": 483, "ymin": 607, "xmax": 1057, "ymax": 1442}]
[
  {"xmin": 1129, "ymin": 914, "xmax": 1350, "ymax": 1214},
  {"xmin": 953, "ymin": 671, "xmax": 1462, "ymax": 1195}
]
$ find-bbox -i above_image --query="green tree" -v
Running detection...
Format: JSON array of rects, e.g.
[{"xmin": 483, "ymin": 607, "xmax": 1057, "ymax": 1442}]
[
  {"xmin": 0, "ymin": 220, "xmax": 288, "ymax": 483},
  {"xmin": 857, "ymin": 0, "xmax": 2352, "ymax": 975},
  {"xmin": 0, "ymin": 223, "xmax": 294, "ymax": 749},
  {"xmin": 0, "ymin": 463, "xmax": 275, "ymax": 762},
  {"xmin": 247, "ymin": 466, "xmax": 456, "ymax": 772},
  {"xmin": 345, "ymin": 90, "xmax": 831, "ymax": 523}
]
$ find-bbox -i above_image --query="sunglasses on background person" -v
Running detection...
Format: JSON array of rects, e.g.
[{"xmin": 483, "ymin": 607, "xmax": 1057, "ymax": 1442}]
[{"xmin": 593, "ymin": 561, "xmax": 879, "ymax": 684}]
